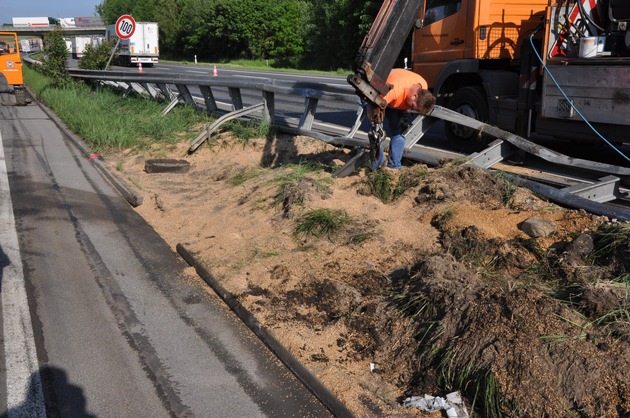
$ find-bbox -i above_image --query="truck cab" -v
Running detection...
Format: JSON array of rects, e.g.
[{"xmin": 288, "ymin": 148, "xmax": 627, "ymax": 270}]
[
  {"xmin": 0, "ymin": 32, "xmax": 27, "ymax": 105},
  {"xmin": 410, "ymin": 0, "xmax": 630, "ymax": 144},
  {"xmin": 412, "ymin": 0, "xmax": 548, "ymax": 140}
]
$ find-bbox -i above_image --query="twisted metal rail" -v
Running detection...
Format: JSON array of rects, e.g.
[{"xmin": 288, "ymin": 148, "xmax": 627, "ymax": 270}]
[{"xmin": 47, "ymin": 66, "xmax": 630, "ymax": 220}]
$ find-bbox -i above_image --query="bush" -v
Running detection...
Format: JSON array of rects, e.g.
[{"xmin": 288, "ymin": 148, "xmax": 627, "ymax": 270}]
[
  {"xmin": 42, "ymin": 29, "xmax": 69, "ymax": 85},
  {"xmin": 79, "ymin": 41, "xmax": 117, "ymax": 70}
]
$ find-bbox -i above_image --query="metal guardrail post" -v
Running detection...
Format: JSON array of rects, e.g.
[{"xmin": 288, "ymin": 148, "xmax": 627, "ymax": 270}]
[
  {"xmin": 156, "ymin": 83, "xmax": 176, "ymax": 101},
  {"xmin": 199, "ymin": 86, "xmax": 217, "ymax": 113},
  {"xmin": 262, "ymin": 91, "xmax": 275, "ymax": 125},
  {"xmin": 298, "ymin": 97, "xmax": 318, "ymax": 130},
  {"xmin": 228, "ymin": 87, "xmax": 243, "ymax": 110},
  {"xmin": 140, "ymin": 83, "xmax": 160, "ymax": 100},
  {"xmin": 161, "ymin": 95, "xmax": 182, "ymax": 116},
  {"xmin": 174, "ymin": 84, "xmax": 195, "ymax": 106}
]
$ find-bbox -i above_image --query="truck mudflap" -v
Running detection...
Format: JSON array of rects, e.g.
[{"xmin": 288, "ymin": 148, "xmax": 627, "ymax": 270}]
[
  {"xmin": 427, "ymin": 105, "xmax": 630, "ymax": 177},
  {"xmin": 14, "ymin": 85, "xmax": 27, "ymax": 106}
]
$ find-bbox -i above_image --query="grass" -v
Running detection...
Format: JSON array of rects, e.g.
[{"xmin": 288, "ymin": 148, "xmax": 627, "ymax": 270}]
[
  {"xmin": 541, "ymin": 282, "xmax": 630, "ymax": 343},
  {"xmin": 434, "ymin": 350, "xmax": 503, "ymax": 418},
  {"xmin": 222, "ymin": 118, "xmax": 272, "ymax": 143},
  {"xmin": 228, "ymin": 167, "xmax": 263, "ymax": 186},
  {"xmin": 271, "ymin": 162, "xmax": 332, "ymax": 205},
  {"xmin": 493, "ymin": 170, "xmax": 518, "ymax": 208},
  {"xmin": 293, "ymin": 208, "xmax": 351, "ymax": 240},
  {"xmin": 367, "ymin": 166, "xmax": 426, "ymax": 204},
  {"xmin": 23, "ymin": 65, "xmax": 213, "ymax": 152},
  {"xmin": 368, "ymin": 170, "xmax": 394, "ymax": 203},
  {"xmin": 393, "ymin": 289, "xmax": 505, "ymax": 418},
  {"xmin": 590, "ymin": 222, "xmax": 630, "ymax": 260},
  {"xmin": 431, "ymin": 206, "xmax": 456, "ymax": 230}
]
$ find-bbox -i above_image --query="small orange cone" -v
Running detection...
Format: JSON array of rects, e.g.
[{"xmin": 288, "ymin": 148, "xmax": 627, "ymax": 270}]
[
  {"xmin": 138, "ymin": 62, "xmax": 143, "ymax": 73},
  {"xmin": 213, "ymin": 65, "xmax": 218, "ymax": 77}
]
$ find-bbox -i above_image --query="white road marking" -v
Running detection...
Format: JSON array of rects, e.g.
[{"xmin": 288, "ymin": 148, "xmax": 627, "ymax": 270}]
[{"xmin": 0, "ymin": 129, "xmax": 46, "ymax": 417}]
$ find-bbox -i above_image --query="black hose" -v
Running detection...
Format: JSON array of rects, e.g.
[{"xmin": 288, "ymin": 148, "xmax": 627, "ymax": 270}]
[
  {"xmin": 515, "ymin": 177, "xmax": 630, "ymax": 222},
  {"xmin": 577, "ymin": 0, "xmax": 606, "ymax": 34}
]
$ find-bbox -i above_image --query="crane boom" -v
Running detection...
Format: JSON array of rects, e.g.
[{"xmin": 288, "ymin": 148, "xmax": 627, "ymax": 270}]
[
  {"xmin": 347, "ymin": 0, "xmax": 424, "ymax": 163},
  {"xmin": 347, "ymin": 0, "xmax": 424, "ymax": 122}
]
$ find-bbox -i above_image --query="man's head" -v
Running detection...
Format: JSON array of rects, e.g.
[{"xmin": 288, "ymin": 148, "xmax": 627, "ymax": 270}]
[{"xmin": 406, "ymin": 84, "xmax": 436, "ymax": 114}]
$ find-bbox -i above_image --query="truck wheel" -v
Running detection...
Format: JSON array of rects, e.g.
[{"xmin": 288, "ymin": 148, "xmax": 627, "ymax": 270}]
[{"xmin": 445, "ymin": 86, "xmax": 488, "ymax": 141}]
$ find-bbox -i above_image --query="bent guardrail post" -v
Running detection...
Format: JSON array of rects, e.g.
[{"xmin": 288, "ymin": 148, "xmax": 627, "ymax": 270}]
[
  {"xmin": 174, "ymin": 84, "xmax": 195, "ymax": 106},
  {"xmin": 403, "ymin": 114, "xmax": 435, "ymax": 149},
  {"xmin": 161, "ymin": 95, "xmax": 183, "ymax": 116},
  {"xmin": 346, "ymin": 106, "xmax": 365, "ymax": 139},
  {"xmin": 155, "ymin": 83, "xmax": 176, "ymax": 101},
  {"xmin": 429, "ymin": 105, "xmax": 630, "ymax": 177},
  {"xmin": 189, "ymin": 103, "xmax": 265, "ymax": 153},
  {"xmin": 140, "ymin": 83, "xmax": 160, "ymax": 100}
]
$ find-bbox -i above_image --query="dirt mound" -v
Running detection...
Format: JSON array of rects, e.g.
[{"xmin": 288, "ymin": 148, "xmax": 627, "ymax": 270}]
[{"xmin": 107, "ymin": 133, "xmax": 630, "ymax": 417}]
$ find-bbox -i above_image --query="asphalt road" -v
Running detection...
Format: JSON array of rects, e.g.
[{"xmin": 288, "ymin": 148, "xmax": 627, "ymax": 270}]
[{"xmin": 0, "ymin": 91, "xmax": 334, "ymax": 416}]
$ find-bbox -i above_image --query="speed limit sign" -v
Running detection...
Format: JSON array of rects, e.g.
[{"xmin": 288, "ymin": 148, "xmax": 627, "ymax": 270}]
[{"xmin": 115, "ymin": 15, "xmax": 136, "ymax": 39}]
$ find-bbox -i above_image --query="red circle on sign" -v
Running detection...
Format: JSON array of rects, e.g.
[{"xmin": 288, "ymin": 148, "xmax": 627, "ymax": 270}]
[{"xmin": 115, "ymin": 15, "xmax": 136, "ymax": 39}]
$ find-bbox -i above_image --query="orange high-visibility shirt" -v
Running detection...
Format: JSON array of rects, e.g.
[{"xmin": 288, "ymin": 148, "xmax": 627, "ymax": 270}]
[{"xmin": 383, "ymin": 69, "xmax": 428, "ymax": 111}]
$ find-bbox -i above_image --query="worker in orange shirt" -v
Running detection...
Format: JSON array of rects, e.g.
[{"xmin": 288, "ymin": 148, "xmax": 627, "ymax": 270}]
[{"xmin": 368, "ymin": 69, "xmax": 435, "ymax": 169}]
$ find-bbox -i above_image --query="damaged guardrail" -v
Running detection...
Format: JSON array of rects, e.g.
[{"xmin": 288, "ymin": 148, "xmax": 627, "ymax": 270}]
[
  {"xmin": 67, "ymin": 68, "xmax": 364, "ymax": 142},
  {"xmin": 51, "ymin": 66, "xmax": 630, "ymax": 220}
]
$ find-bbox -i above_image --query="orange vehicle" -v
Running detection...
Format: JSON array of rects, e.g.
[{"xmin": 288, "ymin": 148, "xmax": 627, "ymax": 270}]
[
  {"xmin": 0, "ymin": 31, "xmax": 27, "ymax": 105},
  {"xmin": 351, "ymin": 0, "xmax": 630, "ymax": 144}
]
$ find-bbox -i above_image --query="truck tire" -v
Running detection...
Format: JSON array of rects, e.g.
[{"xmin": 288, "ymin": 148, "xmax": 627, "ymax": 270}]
[{"xmin": 445, "ymin": 86, "xmax": 488, "ymax": 141}]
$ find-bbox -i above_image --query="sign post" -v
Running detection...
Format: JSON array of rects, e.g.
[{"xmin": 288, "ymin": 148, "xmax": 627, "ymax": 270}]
[{"xmin": 105, "ymin": 14, "xmax": 137, "ymax": 70}]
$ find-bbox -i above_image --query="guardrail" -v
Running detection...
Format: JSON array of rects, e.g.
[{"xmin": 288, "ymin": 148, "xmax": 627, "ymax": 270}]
[
  {"xmin": 21, "ymin": 60, "xmax": 630, "ymax": 220},
  {"xmin": 66, "ymin": 68, "xmax": 369, "ymax": 150}
]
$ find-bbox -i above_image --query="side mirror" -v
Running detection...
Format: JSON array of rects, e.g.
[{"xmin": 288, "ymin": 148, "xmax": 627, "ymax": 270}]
[{"xmin": 415, "ymin": 18, "xmax": 423, "ymax": 29}]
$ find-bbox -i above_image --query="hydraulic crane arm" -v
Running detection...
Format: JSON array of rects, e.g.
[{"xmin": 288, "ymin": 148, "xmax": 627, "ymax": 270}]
[
  {"xmin": 347, "ymin": 0, "xmax": 424, "ymax": 124},
  {"xmin": 347, "ymin": 0, "xmax": 424, "ymax": 163}
]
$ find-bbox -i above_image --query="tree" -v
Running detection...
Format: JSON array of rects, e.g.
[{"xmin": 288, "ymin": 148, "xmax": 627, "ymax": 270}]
[
  {"xmin": 265, "ymin": 0, "xmax": 309, "ymax": 62},
  {"xmin": 132, "ymin": 0, "xmax": 159, "ymax": 21},
  {"xmin": 155, "ymin": 0, "xmax": 182, "ymax": 55},
  {"xmin": 43, "ymin": 29, "xmax": 69, "ymax": 84},
  {"xmin": 199, "ymin": 0, "xmax": 308, "ymax": 62},
  {"xmin": 96, "ymin": 0, "xmax": 136, "ymax": 24},
  {"xmin": 93, "ymin": 0, "xmax": 384, "ymax": 68},
  {"xmin": 303, "ymin": 0, "xmax": 381, "ymax": 70},
  {"xmin": 177, "ymin": 0, "xmax": 216, "ymax": 59}
]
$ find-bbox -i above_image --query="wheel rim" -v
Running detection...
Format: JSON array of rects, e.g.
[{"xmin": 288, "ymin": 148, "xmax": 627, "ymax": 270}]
[{"xmin": 451, "ymin": 102, "xmax": 477, "ymax": 139}]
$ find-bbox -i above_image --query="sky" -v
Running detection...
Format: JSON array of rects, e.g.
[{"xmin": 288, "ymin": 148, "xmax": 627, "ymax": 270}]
[{"xmin": 1, "ymin": 0, "xmax": 102, "ymax": 25}]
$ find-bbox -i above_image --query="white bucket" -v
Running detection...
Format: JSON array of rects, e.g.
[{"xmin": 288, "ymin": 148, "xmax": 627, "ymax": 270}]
[{"xmin": 579, "ymin": 36, "xmax": 598, "ymax": 58}]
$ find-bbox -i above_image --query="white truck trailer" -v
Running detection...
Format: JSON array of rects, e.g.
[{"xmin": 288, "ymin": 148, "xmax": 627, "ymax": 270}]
[
  {"xmin": 75, "ymin": 17, "xmax": 104, "ymax": 27},
  {"xmin": 72, "ymin": 36, "xmax": 92, "ymax": 59},
  {"xmin": 59, "ymin": 18, "xmax": 76, "ymax": 28},
  {"xmin": 11, "ymin": 17, "xmax": 53, "ymax": 27},
  {"xmin": 106, "ymin": 22, "xmax": 159, "ymax": 67},
  {"xmin": 19, "ymin": 39, "xmax": 31, "ymax": 53}
]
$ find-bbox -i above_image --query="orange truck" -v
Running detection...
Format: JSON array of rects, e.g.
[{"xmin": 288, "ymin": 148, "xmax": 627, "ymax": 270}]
[
  {"xmin": 0, "ymin": 31, "xmax": 27, "ymax": 105},
  {"xmin": 350, "ymin": 0, "xmax": 630, "ymax": 144}
]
